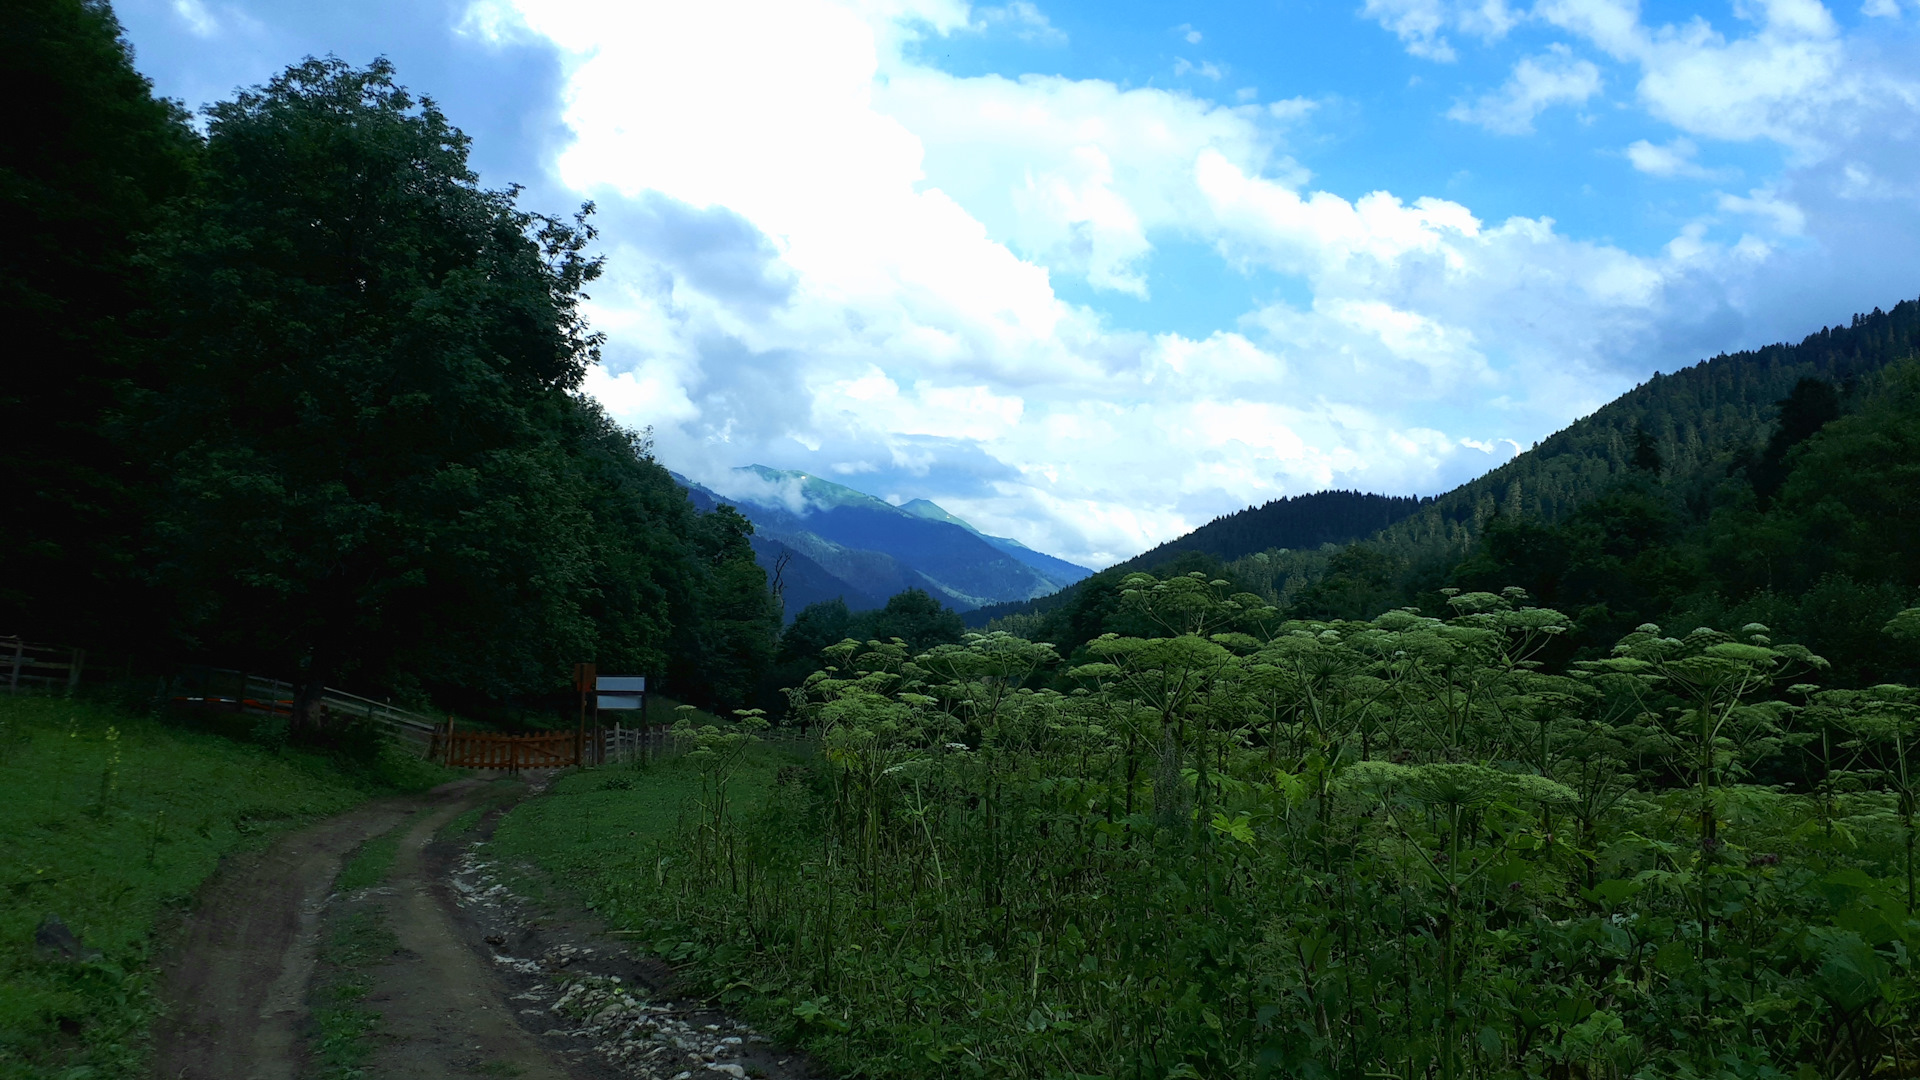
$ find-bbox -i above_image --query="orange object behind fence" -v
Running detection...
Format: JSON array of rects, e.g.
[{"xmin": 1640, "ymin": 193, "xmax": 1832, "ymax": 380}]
[{"xmin": 442, "ymin": 724, "xmax": 582, "ymax": 771}]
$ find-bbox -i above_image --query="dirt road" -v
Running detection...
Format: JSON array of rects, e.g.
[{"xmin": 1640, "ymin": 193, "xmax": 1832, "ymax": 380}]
[
  {"xmin": 151, "ymin": 775, "xmax": 816, "ymax": 1080},
  {"xmin": 150, "ymin": 785, "xmax": 441, "ymax": 1079}
]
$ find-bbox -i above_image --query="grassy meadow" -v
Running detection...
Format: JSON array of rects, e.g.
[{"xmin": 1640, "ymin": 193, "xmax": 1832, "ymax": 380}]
[{"xmin": 0, "ymin": 693, "xmax": 449, "ymax": 1079}]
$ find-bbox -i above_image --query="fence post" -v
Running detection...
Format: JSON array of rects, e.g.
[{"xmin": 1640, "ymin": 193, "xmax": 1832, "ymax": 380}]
[
  {"xmin": 9, "ymin": 639, "xmax": 22, "ymax": 695},
  {"xmin": 66, "ymin": 648, "xmax": 85, "ymax": 695}
]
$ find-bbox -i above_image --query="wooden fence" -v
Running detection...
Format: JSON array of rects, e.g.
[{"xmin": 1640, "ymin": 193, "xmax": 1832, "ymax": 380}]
[
  {"xmin": 440, "ymin": 726, "xmax": 582, "ymax": 771},
  {"xmin": 600, "ymin": 722, "xmax": 816, "ymax": 765},
  {"xmin": 9, "ymin": 635, "xmax": 818, "ymax": 768},
  {"xmin": 4, "ymin": 637, "xmax": 85, "ymax": 695},
  {"xmin": 168, "ymin": 666, "xmax": 439, "ymax": 756}
]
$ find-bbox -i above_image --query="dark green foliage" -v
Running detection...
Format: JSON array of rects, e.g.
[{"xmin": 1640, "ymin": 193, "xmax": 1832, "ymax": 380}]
[
  {"xmin": 1629, "ymin": 422, "xmax": 1662, "ymax": 474},
  {"xmin": 1290, "ymin": 543, "xmax": 1407, "ymax": 621},
  {"xmin": 967, "ymin": 493, "xmax": 1422, "ymax": 629},
  {"xmin": 2, "ymin": 32, "xmax": 777, "ymax": 715},
  {"xmin": 1121, "ymin": 490, "xmax": 1427, "ymax": 571},
  {"xmin": 863, "ymin": 588, "xmax": 965, "ymax": 654},
  {"xmin": 140, "ymin": 58, "xmax": 616, "ymax": 707},
  {"xmin": 974, "ymin": 551, "xmax": 1243, "ymax": 660},
  {"xmin": 763, "ymin": 590, "xmax": 967, "ymax": 711},
  {"xmin": 554, "ymin": 576, "xmax": 1920, "ymax": 1079},
  {"xmin": 1380, "ymin": 300, "xmax": 1920, "ymax": 551},
  {"xmin": 1751, "ymin": 377, "xmax": 1841, "ymax": 500},
  {"xmin": 0, "ymin": 0, "xmax": 196, "ymax": 650},
  {"xmin": 1437, "ymin": 359, "xmax": 1920, "ymax": 685},
  {"xmin": 780, "ymin": 599, "xmax": 857, "ymax": 665}
]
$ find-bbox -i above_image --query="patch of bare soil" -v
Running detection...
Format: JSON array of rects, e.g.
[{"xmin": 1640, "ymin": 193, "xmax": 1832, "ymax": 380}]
[
  {"xmin": 150, "ymin": 779, "xmax": 482, "ymax": 1080},
  {"xmin": 153, "ymin": 772, "xmax": 821, "ymax": 1080}
]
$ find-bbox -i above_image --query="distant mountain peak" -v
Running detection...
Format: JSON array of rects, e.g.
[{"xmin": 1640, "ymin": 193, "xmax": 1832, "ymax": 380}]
[
  {"xmin": 733, "ymin": 465, "xmax": 896, "ymax": 515},
  {"xmin": 899, "ymin": 497, "xmax": 976, "ymax": 531},
  {"xmin": 673, "ymin": 467, "xmax": 1093, "ymax": 616}
]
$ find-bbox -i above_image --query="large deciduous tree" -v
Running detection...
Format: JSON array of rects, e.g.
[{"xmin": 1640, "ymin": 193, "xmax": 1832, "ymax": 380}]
[
  {"xmin": 0, "ymin": 0, "xmax": 196, "ymax": 647},
  {"xmin": 141, "ymin": 57, "xmax": 617, "ymax": 724}
]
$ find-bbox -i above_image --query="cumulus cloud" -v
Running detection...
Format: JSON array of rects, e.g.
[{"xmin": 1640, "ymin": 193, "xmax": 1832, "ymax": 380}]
[
  {"xmin": 468, "ymin": 0, "xmax": 1813, "ymax": 567},
  {"xmin": 970, "ymin": 2, "xmax": 1066, "ymax": 45},
  {"xmin": 1361, "ymin": 0, "xmax": 1522, "ymax": 61},
  {"xmin": 1447, "ymin": 45, "xmax": 1603, "ymax": 133},
  {"xmin": 1718, "ymin": 187, "xmax": 1807, "ymax": 234},
  {"xmin": 1624, "ymin": 136, "xmax": 1736, "ymax": 178},
  {"xmin": 1535, "ymin": 0, "xmax": 1918, "ymax": 152}
]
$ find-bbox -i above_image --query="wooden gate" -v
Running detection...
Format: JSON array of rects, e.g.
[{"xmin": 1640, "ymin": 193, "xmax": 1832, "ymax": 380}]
[{"xmin": 442, "ymin": 727, "xmax": 580, "ymax": 771}]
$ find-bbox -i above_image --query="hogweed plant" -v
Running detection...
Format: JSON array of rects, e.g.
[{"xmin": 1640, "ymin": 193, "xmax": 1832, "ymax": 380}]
[{"xmin": 606, "ymin": 573, "xmax": 1920, "ymax": 1079}]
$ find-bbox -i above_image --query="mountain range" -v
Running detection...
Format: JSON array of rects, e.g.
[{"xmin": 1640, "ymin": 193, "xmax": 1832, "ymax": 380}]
[{"xmin": 676, "ymin": 466, "xmax": 1091, "ymax": 617}]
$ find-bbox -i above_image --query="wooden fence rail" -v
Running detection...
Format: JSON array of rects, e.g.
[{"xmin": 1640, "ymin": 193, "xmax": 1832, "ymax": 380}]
[
  {"xmin": 9, "ymin": 636, "xmax": 817, "ymax": 769},
  {"xmin": 4, "ymin": 637, "xmax": 85, "ymax": 696},
  {"xmin": 599, "ymin": 723, "xmax": 816, "ymax": 766},
  {"xmin": 441, "ymin": 726, "xmax": 581, "ymax": 771},
  {"xmin": 167, "ymin": 666, "xmax": 439, "ymax": 755}
]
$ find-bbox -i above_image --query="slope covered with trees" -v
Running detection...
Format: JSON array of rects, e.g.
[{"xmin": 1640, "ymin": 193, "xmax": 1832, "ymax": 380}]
[
  {"xmin": 965, "ymin": 491, "xmax": 1426, "ymax": 629},
  {"xmin": 972, "ymin": 300, "xmax": 1920, "ymax": 667},
  {"xmin": 0, "ymin": 6, "xmax": 776, "ymax": 718}
]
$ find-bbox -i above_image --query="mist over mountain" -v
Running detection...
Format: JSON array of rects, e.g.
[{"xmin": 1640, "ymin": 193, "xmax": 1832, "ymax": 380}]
[{"xmin": 676, "ymin": 467, "xmax": 1091, "ymax": 618}]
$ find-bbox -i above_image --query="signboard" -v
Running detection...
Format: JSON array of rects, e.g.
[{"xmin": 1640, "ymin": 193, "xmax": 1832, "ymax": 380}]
[{"xmin": 595, "ymin": 675, "xmax": 646, "ymax": 711}]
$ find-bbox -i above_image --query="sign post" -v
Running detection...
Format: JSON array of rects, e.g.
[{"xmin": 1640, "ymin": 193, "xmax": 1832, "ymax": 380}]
[
  {"xmin": 595, "ymin": 675, "xmax": 646, "ymax": 765},
  {"xmin": 572, "ymin": 663, "xmax": 596, "ymax": 767}
]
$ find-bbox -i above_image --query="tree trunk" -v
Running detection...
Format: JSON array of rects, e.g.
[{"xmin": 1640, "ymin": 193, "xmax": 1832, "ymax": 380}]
[{"xmin": 292, "ymin": 648, "xmax": 332, "ymax": 734}]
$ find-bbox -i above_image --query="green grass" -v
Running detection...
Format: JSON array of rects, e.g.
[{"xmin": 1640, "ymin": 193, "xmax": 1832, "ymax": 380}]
[
  {"xmin": 0, "ymin": 694, "xmax": 452, "ymax": 1079},
  {"xmin": 310, "ymin": 825, "xmax": 410, "ymax": 1079},
  {"xmin": 488, "ymin": 739, "xmax": 795, "ymax": 908},
  {"xmin": 309, "ymin": 908, "xmax": 396, "ymax": 1079},
  {"xmin": 435, "ymin": 779, "xmax": 523, "ymax": 843},
  {"xmin": 334, "ymin": 832, "xmax": 402, "ymax": 895}
]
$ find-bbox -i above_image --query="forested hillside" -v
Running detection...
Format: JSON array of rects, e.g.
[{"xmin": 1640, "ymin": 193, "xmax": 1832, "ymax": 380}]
[
  {"xmin": 971, "ymin": 301, "xmax": 1920, "ymax": 669},
  {"xmin": 0, "ymin": 4, "xmax": 776, "ymax": 719},
  {"xmin": 965, "ymin": 489, "xmax": 1427, "ymax": 628},
  {"xmin": 1369, "ymin": 301, "xmax": 1920, "ymax": 560}
]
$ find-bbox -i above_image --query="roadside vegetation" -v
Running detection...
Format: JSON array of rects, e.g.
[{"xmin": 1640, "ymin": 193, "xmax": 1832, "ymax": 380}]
[
  {"xmin": 504, "ymin": 581, "xmax": 1920, "ymax": 1079},
  {"xmin": 0, "ymin": 694, "xmax": 447, "ymax": 1079}
]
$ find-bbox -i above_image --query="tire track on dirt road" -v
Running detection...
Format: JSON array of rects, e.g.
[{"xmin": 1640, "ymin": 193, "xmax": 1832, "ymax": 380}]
[
  {"xmin": 153, "ymin": 773, "xmax": 819, "ymax": 1080},
  {"xmin": 150, "ymin": 779, "xmax": 480, "ymax": 1079}
]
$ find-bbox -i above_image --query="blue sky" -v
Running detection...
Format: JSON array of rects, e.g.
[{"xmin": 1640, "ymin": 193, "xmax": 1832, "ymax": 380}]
[{"xmin": 114, "ymin": 0, "xmax": 1920, "ymax": 566}]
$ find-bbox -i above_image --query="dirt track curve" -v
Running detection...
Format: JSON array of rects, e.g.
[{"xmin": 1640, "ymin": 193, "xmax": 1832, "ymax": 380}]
[{"xmin": 151, "ymin": 775, "xmax": 818, "ymax": 1080}]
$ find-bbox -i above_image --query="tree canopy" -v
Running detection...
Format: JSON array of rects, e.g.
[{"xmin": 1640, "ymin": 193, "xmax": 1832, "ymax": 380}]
[{"xmin": 1, "ymin": 34, "xmax": 778, "ymax": 719}]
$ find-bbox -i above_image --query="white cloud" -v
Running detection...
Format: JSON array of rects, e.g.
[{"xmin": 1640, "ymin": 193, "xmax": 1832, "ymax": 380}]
[
  {"xmin": 1174, "ymin": 57, "xmax": 1227, "ymax": 80},
  {"xmin": 1361, "ymin": 0, "xmax": 1522, "ymax": 61},
  {"xmin": 1861, "ymin": 0, "xmax": 1900, "ymax": 15},
  {"xmin": 1175, "ymin": 23, "xmax": 1204, "ymax": 44},
  {"xmin": 474, "ymin": 0, "xmax": 1799, "ymax": 567},
  {"xmin": 171, "ymin": 0, "xmax": 217, "ymax": 36},
  {"xmin": 1535, "ymin": 0, "xmax": 1917, "ymax": 152},
  {"xmin": 970, "ymin": 2, "xmax": 1066, "ymax": 45},
  {"xmin": 1718, "ymin": 187, "xmax": 1807, "ymax": 234},
  {"xmin": 1624, "ymin": 136, "xmax": 1731, "ymax": 178},
  {"xmin": 1447, "ymin": 45, "xmax": 1603, "ymax": 133}
]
